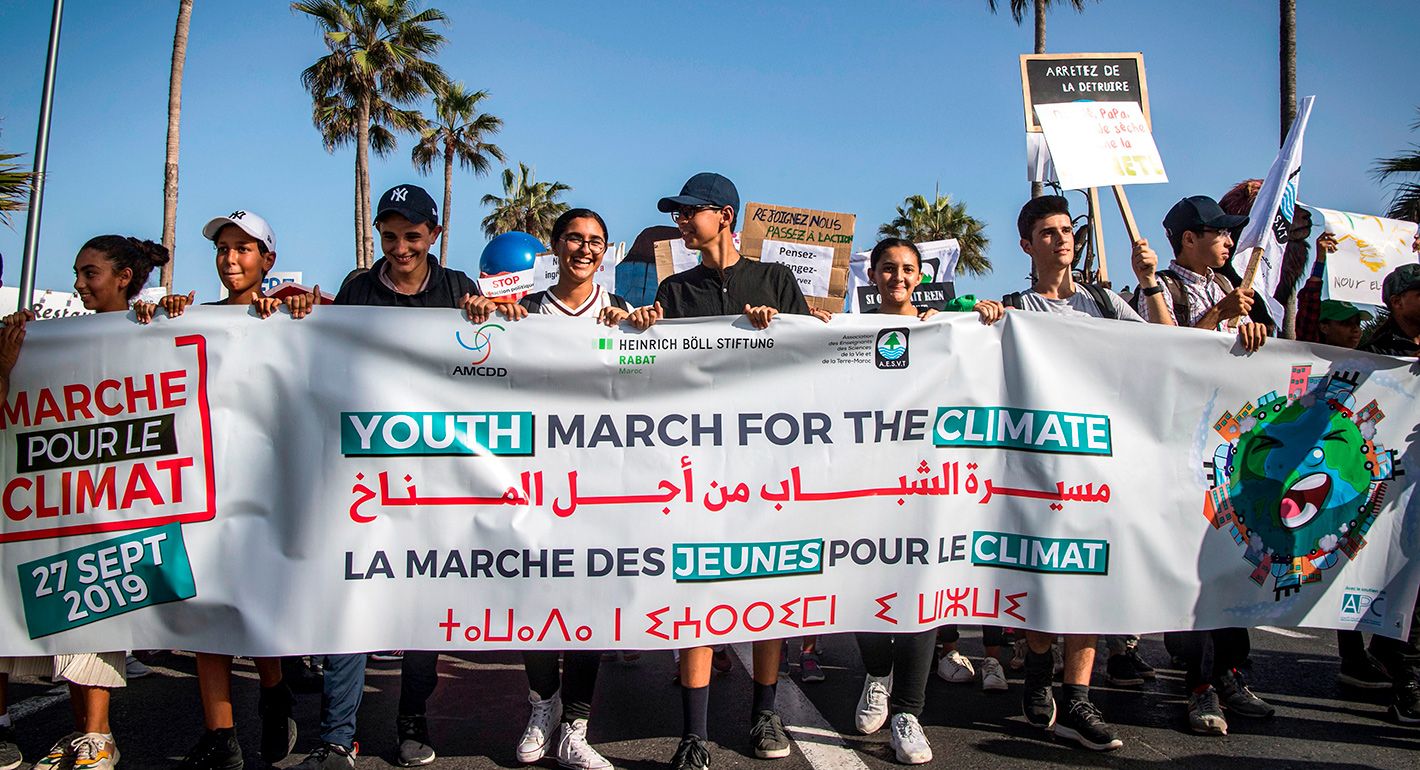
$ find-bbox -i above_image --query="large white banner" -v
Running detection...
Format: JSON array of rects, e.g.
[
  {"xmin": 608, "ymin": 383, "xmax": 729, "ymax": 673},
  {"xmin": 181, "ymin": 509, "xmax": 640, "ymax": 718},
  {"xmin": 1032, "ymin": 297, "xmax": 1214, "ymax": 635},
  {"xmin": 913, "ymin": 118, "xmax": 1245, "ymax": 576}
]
[{"xmin": 2, "ymin": 309, "xmax": 1418, "ymax": 656}]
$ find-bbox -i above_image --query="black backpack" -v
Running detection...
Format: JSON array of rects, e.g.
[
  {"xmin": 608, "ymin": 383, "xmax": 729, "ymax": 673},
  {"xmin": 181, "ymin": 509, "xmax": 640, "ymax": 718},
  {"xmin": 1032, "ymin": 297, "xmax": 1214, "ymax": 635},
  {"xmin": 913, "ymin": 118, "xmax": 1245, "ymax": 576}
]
[
  {"xmin": 1128, "ymin": 268, "xmax": 1234, "ymax": 324},
  {"xmin": 1003, "ymin": 283, "xmax": 1119, "ymax": 320}
]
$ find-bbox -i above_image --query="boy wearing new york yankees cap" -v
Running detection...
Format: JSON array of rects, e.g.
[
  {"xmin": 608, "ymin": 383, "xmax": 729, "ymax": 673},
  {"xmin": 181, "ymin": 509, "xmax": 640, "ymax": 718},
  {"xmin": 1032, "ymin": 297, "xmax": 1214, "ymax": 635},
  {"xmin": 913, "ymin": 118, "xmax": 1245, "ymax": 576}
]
[{"xmin": 289, "ymin": 185, "xmax": 497, "ymax": 770}]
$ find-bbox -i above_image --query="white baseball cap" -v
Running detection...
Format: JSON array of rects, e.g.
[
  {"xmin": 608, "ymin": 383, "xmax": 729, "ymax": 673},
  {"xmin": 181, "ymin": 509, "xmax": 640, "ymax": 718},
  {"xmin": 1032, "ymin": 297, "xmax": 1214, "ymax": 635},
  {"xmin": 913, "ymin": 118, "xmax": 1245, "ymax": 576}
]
[{"xmin": 202, "ymin": 210, "xmax": 276, "ymax": 251}]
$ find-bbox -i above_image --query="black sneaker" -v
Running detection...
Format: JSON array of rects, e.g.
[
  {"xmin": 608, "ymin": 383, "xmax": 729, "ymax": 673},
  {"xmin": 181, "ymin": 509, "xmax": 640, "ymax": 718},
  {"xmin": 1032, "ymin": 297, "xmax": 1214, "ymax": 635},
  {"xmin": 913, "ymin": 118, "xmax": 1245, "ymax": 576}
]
[
  {"xmin": 0, "ymin": 724, "xmax": 22, "ymax": 770},
  {"xmin": 1392, "ymin": 679, "xmax": 1420, "ymax": 724},
  {"xmin": 1216, "ymin": 669, "xmax": 1275, "ymax": 718},
  {"xmin": 1124, "ymin": 648, "xmax": 1156, "ymax": 680},
  {"xmin": 258, "ymin": 683, "xmax": 297, "ymax": 763},
  {"xmin": 1104, "ymin": 654, "xmax": 1144, "ymax": 687},
  {"xmin": 396, "ymin": 714, "xmax": 436, "ymax": 767},
  {"xmin": 1022, "ymin": 667, "xmax": 1057, "ymax": 729},
  {"xmin": 292, "ymin": 743, "xmax": 356, "ymax": 770},
  {"xmin": 670, "ymin": 735, "xmax": 710, "ymax": 770},
  {"xmin": 1338, "ymin": 654, "xmax": 1391, "ymax": 689},
  {"xmin": 177, "ymin": 729, "xmax": 243, "ymax": 770},
  {"xmin": 750, "ymin": 710, "xmax": 790, "ymax": 759},
  {"xmin": 1054, "ymin": 699, "xmax": 1123, "ymax": 751}
]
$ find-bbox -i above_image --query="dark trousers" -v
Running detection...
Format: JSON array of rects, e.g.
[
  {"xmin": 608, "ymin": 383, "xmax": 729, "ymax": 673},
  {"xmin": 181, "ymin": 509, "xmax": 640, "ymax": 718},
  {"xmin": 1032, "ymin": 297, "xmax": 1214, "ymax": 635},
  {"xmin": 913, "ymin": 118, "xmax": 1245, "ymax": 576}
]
[
  {"xmin": 319, "ymin": 652, "xmax": 441, "ymax": 747},
  {"xmin": 1164, "ymin": 627, "xmax": 1250, "ymax": 690},
  {"xmin": 399, "ymin": 651, "xmax": 441, "ymax": 715},
  {"xmin": 1370, "ymin": 594, "xmax": 1420, "ymax": 688},
  {"xmin": 857, "ymin": 630, "xmax": 937, "ymax": 717},
  {"xmin": 523, "ymin": 651, "xmax": 602, "ymax": 721}
]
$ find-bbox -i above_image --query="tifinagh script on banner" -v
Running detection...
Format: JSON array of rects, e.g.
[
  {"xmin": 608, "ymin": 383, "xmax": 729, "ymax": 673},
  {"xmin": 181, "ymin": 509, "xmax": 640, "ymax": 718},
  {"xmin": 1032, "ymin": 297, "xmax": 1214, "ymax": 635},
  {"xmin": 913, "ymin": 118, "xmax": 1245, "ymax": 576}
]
[{"xmin": 2, "ymin": 308, "xmax": 1418, "ymax": 655}]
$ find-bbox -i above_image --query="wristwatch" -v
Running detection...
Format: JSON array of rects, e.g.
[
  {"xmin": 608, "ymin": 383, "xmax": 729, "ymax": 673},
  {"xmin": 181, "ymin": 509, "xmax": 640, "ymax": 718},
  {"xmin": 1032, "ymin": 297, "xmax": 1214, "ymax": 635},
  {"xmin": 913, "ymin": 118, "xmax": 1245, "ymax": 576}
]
[{"xmin": 1142, "ymin": 284, "xmax": 1165, "ymax": 297}]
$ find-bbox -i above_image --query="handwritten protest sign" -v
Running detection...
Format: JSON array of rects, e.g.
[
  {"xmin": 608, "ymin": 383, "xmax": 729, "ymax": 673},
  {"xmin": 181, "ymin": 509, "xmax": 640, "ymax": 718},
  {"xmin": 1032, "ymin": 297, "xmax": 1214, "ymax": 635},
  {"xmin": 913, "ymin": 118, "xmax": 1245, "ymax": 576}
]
[
  {"xmin": 1035, "ymin": 101, "xmax": 1167, "ymax": 191},
  {"xmin": 1020, "ymin": 52, "xmax": 1150, "ymax": 132},
  {"xmin": 740, "ymin": 202, "xmax": 855, "ymax": 313},
  {"xmin": 1311, "ymin": 207, "xmax": 1419, "ymax": 305}
]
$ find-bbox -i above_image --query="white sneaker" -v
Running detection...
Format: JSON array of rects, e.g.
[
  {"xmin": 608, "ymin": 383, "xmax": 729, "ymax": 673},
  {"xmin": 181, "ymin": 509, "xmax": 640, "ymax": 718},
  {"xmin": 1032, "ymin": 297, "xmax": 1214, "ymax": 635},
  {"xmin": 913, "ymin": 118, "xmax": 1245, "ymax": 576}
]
[
  {"xmin": 889, "ymin": 713, "xmax": 932, "ymax": 764},
  {"xmin": 72, "ymin": 733, "xmax": 119, "ymax": 770},
  {"xmin": 980, "ymin": 657, "xmax": 1008, "ymax": 692},
  {"xmin": 555, "ymin": 719, "xmax": 611, "ymax": 770},
  {"xmin": 516, "ymin": 690, "xmax": 562, "ymax": 763},
  {"xmin": 936, "ymin": 650, "xmax": 975, "ymax": 683},
  {"xmin": 1008, "ymin": 638, "xmax": 1028, "ymax": 670},
  {"xmin": 854, "ymin": 672, "xmax": 893, "ymax": 734}
]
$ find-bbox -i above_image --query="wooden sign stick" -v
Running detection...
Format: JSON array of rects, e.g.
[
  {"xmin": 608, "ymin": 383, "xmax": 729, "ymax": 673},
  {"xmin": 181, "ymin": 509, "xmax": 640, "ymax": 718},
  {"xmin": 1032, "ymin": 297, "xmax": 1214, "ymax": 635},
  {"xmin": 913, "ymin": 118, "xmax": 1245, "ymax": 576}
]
[
  {"xmin": 1234, "ymin": 246, "xmax": 1265, "ymax": 325},
  {"xmin": 1110, "ymin": 184, "xmax": 1142, "ymax": 243},
  {"xmin": 1087, "ymin": 187, "xmax": 1108, "ymax": 285}
]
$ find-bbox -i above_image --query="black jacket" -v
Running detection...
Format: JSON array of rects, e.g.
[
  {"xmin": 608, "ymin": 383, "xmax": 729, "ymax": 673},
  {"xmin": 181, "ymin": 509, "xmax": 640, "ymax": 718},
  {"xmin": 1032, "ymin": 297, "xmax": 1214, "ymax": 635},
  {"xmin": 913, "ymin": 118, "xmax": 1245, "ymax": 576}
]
[
  {"xmin": 334, "ymin": 256, "xmax": 478, "ymax": 308},
  {"xmin": 1361, "ymin": 319, "xmax": 1420, "ymax": 357}
]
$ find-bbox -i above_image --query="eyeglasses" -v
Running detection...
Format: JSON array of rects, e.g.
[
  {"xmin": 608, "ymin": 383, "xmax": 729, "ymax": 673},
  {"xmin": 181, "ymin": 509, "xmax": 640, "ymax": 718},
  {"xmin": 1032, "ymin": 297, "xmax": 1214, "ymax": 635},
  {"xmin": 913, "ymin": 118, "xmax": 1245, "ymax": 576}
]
[
  {"xmin": 560, "ymin": 234, "xmax": 607, "ymax": 253},
  {"xmin": 670, "ymin": 205, "xmax": 721, "ymax": 224},
  {"xmin": 1198, "ymin": 227, "xmax": 1233, "ymax": 238}
]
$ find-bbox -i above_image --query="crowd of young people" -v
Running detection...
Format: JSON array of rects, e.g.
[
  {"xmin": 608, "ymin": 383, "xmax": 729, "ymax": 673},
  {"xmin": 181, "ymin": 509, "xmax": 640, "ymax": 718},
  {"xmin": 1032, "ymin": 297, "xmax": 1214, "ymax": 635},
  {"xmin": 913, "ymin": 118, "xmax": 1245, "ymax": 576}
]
[{"xmin": 1, "ymin": 172, "xmax": 1418, "ymax": 770}]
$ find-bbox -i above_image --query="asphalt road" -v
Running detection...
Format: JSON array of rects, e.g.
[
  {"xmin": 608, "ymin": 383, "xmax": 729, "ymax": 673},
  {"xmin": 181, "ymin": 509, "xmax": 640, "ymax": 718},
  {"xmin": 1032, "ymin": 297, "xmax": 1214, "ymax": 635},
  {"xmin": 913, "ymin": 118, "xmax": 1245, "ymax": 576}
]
[{"xmin": 5, "ymin": 628, "xmax": 1417, "ymax": 770}]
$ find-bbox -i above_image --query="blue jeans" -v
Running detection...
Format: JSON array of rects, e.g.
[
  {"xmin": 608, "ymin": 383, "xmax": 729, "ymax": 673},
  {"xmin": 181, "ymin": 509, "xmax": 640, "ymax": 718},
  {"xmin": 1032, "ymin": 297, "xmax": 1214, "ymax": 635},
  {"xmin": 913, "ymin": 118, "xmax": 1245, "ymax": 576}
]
[{"xmin": 320, "ymin": 652, "xmax": 441, "ymax": 747}]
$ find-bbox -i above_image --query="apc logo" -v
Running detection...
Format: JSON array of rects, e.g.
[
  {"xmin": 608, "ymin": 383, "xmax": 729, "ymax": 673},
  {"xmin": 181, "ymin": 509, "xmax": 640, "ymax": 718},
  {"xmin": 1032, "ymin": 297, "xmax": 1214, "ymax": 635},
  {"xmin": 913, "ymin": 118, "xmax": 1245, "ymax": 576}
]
[
  {"xmin": 452, "ymin": 323, "xmax": 507, "ymax": 377},
  {"xmin": 875, "ymin": 327, "xmax": 909, "ymax": 370},
  {"xmin": 1338, "ymin": 588, "xmax": 1384, "ymax": 628}
]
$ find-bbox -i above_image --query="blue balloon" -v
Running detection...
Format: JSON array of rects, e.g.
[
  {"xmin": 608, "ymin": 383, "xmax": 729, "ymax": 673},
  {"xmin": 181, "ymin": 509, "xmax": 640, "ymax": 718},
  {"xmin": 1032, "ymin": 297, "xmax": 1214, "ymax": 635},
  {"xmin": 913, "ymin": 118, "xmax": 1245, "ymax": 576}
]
[{"xmin": 480, "ymin": 231, "xmax": 545, "ymax": 276}]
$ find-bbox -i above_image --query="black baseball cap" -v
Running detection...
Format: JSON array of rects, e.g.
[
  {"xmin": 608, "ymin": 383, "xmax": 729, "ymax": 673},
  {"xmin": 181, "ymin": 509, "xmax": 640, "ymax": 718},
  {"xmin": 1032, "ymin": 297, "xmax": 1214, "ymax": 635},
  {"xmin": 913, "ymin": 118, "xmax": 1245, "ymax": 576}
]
[
  {"xmin": 1382, "ymin": 263, "xmax": 1420, "ymax": 305},
  {"xmin": 1163, "ymin": 195, "xmax": 1249, "ymax": 239},
  {"xmin": 375, "ymin": 184, "xmax": 439, "ymax": 226},
  {"xmin": 657, "ymin": 172, "xmax": 740, "ymax": 220}
]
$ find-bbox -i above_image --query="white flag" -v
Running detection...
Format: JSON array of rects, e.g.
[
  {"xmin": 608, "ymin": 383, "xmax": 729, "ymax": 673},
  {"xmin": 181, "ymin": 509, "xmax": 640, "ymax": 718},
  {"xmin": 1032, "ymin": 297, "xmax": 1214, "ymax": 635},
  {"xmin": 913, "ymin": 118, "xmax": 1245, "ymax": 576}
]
[{"xmin": 1232, "ymin": 95, "xmax": 1315, "ymax": 322}]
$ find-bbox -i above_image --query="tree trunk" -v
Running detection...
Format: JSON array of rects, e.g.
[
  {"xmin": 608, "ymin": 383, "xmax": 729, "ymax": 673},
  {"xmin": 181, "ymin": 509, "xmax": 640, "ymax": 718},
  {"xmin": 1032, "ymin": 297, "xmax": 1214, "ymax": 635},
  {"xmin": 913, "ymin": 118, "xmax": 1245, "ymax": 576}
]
[
  {"xmin": 1033, "ymin": 0, "xmax": 1046, "ymax": 54},
  {"xmin": 357, "ymin": 93, "xmax": 373, "ymax": 268},
  {"xmin": 1030, "ymin": 0, "xmax": 1046, "ymax": 199},
  {"xmin": 440, "ymin": 138, "xmax": 453, "ymax": 267},
  {"xmin": 161, "ymin": 0, "xmax": 194, "ymax": 292},
  {"xmin": 353, "ymin": 157, "xmax": 364, "ymax": 268},
  {"xmin": 1280, "ymin": 0, "xmax": 1296, "ymax": 146}
]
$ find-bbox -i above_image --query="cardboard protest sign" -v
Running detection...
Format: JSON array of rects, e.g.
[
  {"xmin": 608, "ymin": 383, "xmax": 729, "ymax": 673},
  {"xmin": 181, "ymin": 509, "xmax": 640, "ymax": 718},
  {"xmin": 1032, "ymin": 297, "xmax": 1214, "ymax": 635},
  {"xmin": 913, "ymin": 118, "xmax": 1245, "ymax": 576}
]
[
  {"xmin": 654, "ymin": 238, "xmax": 702, "ymax": 283},
  {"xmin": 1020, "ymin": 52, "xmax": 1149, "ymax": 132},
  {"xmin": 740, "ymin": 202, "xmax": 855, "ymax": 313},
  {"xmin": 846, "ymin": 240, "xmax": 960, "ymax": 312},
  {"xmin": 1035, "ymin": 101, "xmax": 1167, "ymax": 191},
  {"xmin": 1311, "ymin": 207, "xmax": 1419, "ymax": 305}
]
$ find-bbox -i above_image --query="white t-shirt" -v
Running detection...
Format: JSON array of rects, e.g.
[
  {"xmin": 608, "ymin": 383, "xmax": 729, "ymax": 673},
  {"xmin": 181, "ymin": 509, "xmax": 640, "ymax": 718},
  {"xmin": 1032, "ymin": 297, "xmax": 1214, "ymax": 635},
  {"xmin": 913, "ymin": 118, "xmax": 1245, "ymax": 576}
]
[
  {"xmin": 1015, "ymin": 287, "xmax": 1144, "ymax": 322},
  {"xmin": 537, "ymin": 284, "xmax": 616, "ymax": 317}
]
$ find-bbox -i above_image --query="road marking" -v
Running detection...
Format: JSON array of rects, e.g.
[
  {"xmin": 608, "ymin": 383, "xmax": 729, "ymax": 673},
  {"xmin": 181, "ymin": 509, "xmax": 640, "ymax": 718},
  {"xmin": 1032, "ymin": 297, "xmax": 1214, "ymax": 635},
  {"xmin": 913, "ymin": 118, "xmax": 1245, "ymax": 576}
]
[
  {"xmin": 731, "ymin": 645, "xmax": 870, "ymax": 770},
  {"xmin": 1257, "ymin": 625, "xmax": 1315, "ymax": 639}
]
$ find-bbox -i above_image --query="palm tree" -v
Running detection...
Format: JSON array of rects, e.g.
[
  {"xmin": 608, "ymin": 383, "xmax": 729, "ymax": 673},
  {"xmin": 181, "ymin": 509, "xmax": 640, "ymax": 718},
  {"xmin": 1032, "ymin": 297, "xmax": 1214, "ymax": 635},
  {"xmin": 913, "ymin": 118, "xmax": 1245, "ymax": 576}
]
[
  {"xmin": 312, "ymin": 90, "xmax": 426, "ymax": 268},
  {"xmin": 1280, "ymin": 0, "xmax": 1296, "ymax": 146},
  {"xmin": 412, "ymin": 83, "xmax": 505, "ymax": 266},
  {"xmin": 1374, "ymin": 109, "xmax": 1420, "ymax": 223},
  {"xmin": 990, "ymin": 0, "xmax": 1094, "ymax": 198},
  {"xmin": 0, "ymin": 139, "xmax": 30, "ymax": 230},
  {"xmin": 161, "ymin": 0, "xmax": 194, "ymax": 292},
  {"xmin": 878, "ymin": 192, "xmax": 991, "ymax": 277},
  {"xmin": 480, "ymin": 163, "xmax": 571, "ymax": 244},
  {"xmin": 294, "ymin": 0, "xmax": 449, "ymax": 268}
]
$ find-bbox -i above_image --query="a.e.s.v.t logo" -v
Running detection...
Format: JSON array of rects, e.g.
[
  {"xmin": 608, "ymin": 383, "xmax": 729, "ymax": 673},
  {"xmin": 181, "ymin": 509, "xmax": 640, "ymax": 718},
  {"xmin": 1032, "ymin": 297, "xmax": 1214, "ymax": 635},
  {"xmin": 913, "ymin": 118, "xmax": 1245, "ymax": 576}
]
[{"xmin": 875, "ymin": 327, "xmax": 909, "ymax": 370}]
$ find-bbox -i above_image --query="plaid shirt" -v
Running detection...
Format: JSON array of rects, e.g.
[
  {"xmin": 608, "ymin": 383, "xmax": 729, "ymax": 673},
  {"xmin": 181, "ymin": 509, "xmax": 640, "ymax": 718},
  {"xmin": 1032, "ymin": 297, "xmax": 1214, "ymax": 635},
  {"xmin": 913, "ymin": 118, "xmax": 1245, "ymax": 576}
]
[{"xmin": 1145, "ymin": 260, "xmax": 1250, "ymax": 329}]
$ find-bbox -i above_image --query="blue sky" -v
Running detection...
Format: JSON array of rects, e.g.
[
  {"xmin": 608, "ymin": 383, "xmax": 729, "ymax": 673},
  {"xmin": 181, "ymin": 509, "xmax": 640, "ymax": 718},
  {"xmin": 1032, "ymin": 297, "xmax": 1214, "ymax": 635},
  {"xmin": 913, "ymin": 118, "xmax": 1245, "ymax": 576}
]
[{"xmin": 1, "ymin": 0, "xmax": 1416, "ymax": 304}]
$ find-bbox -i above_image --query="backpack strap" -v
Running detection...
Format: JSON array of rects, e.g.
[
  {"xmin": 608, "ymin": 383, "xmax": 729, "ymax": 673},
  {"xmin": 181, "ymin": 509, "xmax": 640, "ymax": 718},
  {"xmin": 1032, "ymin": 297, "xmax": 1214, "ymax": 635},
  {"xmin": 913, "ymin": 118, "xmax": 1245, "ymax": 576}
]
[
  {"xmin": 1003, "ymin": 291, "xmax": 1024, "ymax": 310},
  {"xmin": 609, "ymin": 292, "xmax": 631, "ymax": 311},
  {"xmin": 1150, "ymin": 270, "xmax": 1189, "ymax": 325},
  {"xmin": 1080, "ymin": 283, "xmax": 1118, "ymax": 320}
]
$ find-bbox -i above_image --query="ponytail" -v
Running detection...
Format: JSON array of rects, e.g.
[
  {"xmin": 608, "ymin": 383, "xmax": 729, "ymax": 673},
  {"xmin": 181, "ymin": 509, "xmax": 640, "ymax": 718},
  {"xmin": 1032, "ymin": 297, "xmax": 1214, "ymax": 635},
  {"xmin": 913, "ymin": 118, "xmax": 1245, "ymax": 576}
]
[{"xmin": 81, "ymin": 235, "xmax": 170, "ymax": 299}]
